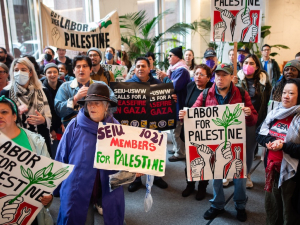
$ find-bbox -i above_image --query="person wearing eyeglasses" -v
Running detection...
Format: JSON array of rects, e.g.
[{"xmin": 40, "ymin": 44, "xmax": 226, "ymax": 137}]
[
  {"xmin": 87, "ymin": 47, "xmax": 115, "ymax": 85},
  {"xmin": 0, "ymin": 63, "xmax": 9, "ymax": 92},
  {"xmin": 180, "ymin": 64, "xmax": 213, "ymax": 200},
  {"xmin": 54, "ymin": 55, "xmax": 117, "ymax": 127},
  {"xmin": 260, "ymin": 44, "xmax": 281, "ymax": 86},
  {"xmin": 157, "ymin": 46, "xmax": 191, "ymax": 162},
  {"xmin": 270, "ymin": 60, "xmax": 300, "ymax": 102}
]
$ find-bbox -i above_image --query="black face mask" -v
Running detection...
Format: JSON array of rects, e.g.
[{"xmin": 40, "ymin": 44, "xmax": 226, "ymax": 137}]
[
  {"xmin": 45, "ymin": 53, "xmax": 52, "ymax": 61},
  {"xmin": 0, "ymin": 56, "xmax": 5, "ymax": 61}
]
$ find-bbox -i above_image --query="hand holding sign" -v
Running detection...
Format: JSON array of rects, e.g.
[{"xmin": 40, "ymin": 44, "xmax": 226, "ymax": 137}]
[{"xmin": 0, "ymin": 195, "xmax": 24, "ymax": 224}]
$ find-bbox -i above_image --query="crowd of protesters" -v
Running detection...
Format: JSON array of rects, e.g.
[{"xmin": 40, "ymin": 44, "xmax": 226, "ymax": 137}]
[{"xmin": 1, "ymin": 42, "xmax": 300, "ymax": 225}]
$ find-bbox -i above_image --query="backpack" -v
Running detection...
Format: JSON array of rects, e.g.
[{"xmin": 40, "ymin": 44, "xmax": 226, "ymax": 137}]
[
  {"xmin": 201, "ymin": 86, "xmax": 245, "ymax": 106},
  {"xmin": 103, "ymin": 68, "xmax": 111, "ymax": 86}
]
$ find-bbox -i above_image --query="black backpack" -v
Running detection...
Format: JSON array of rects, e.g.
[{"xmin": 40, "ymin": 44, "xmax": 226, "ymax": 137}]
[
  {"xmin": 104, "ymin": 68, "xmax": 111, "ymax": 86},
  {"xmin": 201, "ymin": 86, "xmax": 245, "ymax": 106}
]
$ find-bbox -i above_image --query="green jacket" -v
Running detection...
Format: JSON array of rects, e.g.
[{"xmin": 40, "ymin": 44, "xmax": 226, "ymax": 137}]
[
  {"xmin": 237, "ymin": 71, "xmax": 272, "ymax": 127},
  {"xmin": 260, "ymin": 58, "xmax": 281, "ymax": 86}
]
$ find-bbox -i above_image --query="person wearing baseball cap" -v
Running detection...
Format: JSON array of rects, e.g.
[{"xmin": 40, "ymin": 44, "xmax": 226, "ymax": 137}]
[
  {"xmin": 87, "ymin": 47, "xmax": 115, "ymax": 85},
  {"xmin": 156, "ymin": 46, "xmax": 191, "ymax": 162},
  {"xmin": 203, "ymin": 48, "xmax": 218, "ymax": 82},
  {"xmin": 271, "ymin": 59, "xmax": 300, "ymax": 102},
  {"xmin": 179, "ymin": 62, "xmax": 258, "ymax": 222}
]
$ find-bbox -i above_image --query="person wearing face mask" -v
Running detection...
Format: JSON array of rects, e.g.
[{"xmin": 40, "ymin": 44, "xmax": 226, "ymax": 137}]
[
  {"xmin": 203, "ymin": 48, "xmax": 218, "ymax": 82},
  {"xmin": 0, "ymin": 58, "xmax": 53, "ymax": 157},
  {"xmin": 40, "ymin": 47, "xmax": 56, "ymax": 75},
  {"xmin": 237, "ymin": 46, "xmax": 250, "ymax": 71},
  {"xmin": 271, "ymin": 60, "xmax": 300, "ymax": 102},
  {"xmin": 105, "ymin": 47, "xmax": 119, "ymax": 65},
  {"xmin": 236, "ymin": 54, "xmax": 272, "ymax": 188},
  {"xmin": 58, "ymin": 63, "xmax": 74, "ymax": 82}
]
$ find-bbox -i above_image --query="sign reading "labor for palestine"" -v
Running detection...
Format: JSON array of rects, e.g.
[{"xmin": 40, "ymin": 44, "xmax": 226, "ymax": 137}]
[{"xmin": 40, "ymin": 3, "xmax": 121, "ymax": 51}]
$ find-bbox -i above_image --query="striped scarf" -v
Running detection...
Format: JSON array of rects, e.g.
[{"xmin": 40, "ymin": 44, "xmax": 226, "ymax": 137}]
[{"xmin": 9, "ymin": 82, "xmax": 52, "ymax": 132}]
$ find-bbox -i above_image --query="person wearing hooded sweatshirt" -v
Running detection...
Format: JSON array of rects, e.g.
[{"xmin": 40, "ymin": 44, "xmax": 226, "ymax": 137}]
[
  {"xmin": 236, "ymin": 54, "xmax": 272, "ymax": 188},
  {"xmin": 270, "ymin": 60, "xmax": 300, "ymax": 102},
  {"xmin": 157, "ymin": 46, "xmax": 191, "ymax": 162},
  {"xmin": 125, "ymin": 57, "xmax": 168, "ymax": 192},
  {"xmin": 256, "ymin": 78, "xmax": 300, "ymax": 225},
  {"xmin": 54, "ymin": 83, "xmax": 125, "ymax": 225}
]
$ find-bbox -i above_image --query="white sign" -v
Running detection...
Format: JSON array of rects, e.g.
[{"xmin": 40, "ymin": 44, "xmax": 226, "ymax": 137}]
[
  {"xmin": 40, "ymin": 3, "xmax": 121, "ymax": 51},
  {"xmin": 101, "ymin": 64, "xmax": 128, "ymax": 82},
  {"xmin": 211, "ymin": 0, "xmax": 263, "ymax": 42},
  {"xmin": 94, "ymin": 123, "xmax": 167, "ymax": 176},
  {"xmin": 184, "ymin": 104, "xmax": 247, "ymax": 181},
  {"xmin": 0, "ymin": 132, "xmax": 74, "ymax": 225}
]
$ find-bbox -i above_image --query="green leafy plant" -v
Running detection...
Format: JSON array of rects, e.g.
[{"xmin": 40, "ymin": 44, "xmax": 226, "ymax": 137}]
[
  {"xmin": 9, "ymin": 163, "xmax": 69, "ymax": 204},
  {"xmin": 119, "ymin": 10, "xmax": 192, "ymax": 63},
  {"xmin": 212, "ymin": 104, "xmax": 242, "ymax": 148}
]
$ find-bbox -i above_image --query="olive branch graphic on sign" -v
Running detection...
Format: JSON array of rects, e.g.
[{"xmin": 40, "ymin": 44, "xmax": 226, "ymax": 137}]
[
  {"xmin": 212, "ymin": 104, "xmax": 242, "ymax": 148},
  {"xmin": 114, "ymin": 67, "xmax": 125, "ymax": 79},
  {"xmin": 9, "ymin": 163, "xmax": 69, "ymax": 204}
]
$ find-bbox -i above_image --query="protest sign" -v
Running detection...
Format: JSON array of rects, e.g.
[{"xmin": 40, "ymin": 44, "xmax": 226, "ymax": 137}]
[
  {"xmin": 101, "ymin": 64, "xmax": 128, "ymax": 82},
  {"xmin": 40, "ymin": 3, "xmax": 121, "ymax": 51},
  {"xmin": 94, "ymin": 123, "xmax": 167, "ymax": 176},
  {"xmin": 111, "ymin": 82, "xmax": 177, "ymax": 131},
  {"xmin": 184, "ymin": 103, "xmax": 246, "ymax": 181},
  {"xmin": 211, "ymin": 0, "xmax": 262, "ymax": 42},
  {"xmin": 0, "ymin": 132, "xmax": 73, "ymax": 225}
]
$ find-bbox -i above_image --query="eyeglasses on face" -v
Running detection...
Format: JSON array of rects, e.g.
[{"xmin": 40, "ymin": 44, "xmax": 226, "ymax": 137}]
[{"xmin": 89, "ymin": 54, "xmax": 100, "ymax": 58}]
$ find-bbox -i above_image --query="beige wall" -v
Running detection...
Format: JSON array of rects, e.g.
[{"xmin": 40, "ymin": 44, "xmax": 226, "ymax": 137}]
[
  {"xmin": 99, "ymin": 0, "xmax": 138, "ymax": 18},
  {"xmin": 264, "ymin": 0, "xmax": 300, "ymax": 66}
]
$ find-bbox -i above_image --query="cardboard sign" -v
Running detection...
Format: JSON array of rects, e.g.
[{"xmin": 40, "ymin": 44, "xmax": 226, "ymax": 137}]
[
  {"xmin": 0, "ymin": 132, "xmax": 73, "ymax": 225},
  {"xmin": 211, "ymin": 0, "xmax": 262, "ymax": 42},
  {"xmin": 184, "ymin": 104, "xmax": 247, "ymax": 181},
  {"xmin": 40, "ymin": 3, "xmax": 121, "ymax": 51},
  {"xmin": 111, "ymin": 82, "xmax": 177, "ymax": 131},
  {"xmin": 101, "ymin": 64, "xmax": 128, "ymax": 82},
  {"xmin": 94, "ymin": 123, "xmax": 167, "ymax": 176}
]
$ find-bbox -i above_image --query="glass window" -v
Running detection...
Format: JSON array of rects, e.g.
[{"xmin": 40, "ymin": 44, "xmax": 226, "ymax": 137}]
[{"xmin": 137, "ymin": 0, "xmax": 156, "ymax": 38}]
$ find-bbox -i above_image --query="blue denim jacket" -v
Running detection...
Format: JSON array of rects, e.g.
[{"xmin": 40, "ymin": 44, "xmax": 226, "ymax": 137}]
[{"xmin": 54, "ymin": 78, "xmax": 117, "ymax": 126}]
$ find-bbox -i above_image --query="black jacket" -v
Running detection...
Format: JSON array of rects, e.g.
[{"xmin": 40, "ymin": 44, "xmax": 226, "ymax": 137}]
[{"xmin": 256, "ymin": 120, "xmax": 300, "ymax": 213}]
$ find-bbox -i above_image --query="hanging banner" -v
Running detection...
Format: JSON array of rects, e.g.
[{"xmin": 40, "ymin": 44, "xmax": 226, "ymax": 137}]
[
  {"xmin": 111, "ymin": 82, "xmax": 177, "ymax": 131},
  {"xmin": 40, "ymin": 3, "xmax": 121, "ymax": 51},
  {"xmin": 0, "ymin": 132, "xmax": 74, "ymax": 225},
  {"xmin": 211, "ymin": 0, "xmax": 262, "ymax": 43},
  {"xmin": 94, "ymin": 123, "xmax": 167, "ymax": 176},
  {"xmin": 184, "ymin": 104, "xmax": 246, "ymax": 181},
  {"xmin": 101, "ymin": 64, "xmax": 128, "ymax": 82}
]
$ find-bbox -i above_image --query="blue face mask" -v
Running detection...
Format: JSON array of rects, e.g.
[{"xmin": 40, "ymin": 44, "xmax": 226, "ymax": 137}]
[
  {"xmin": 105, "ymin": 52, "xmax": 113, "ymax": 60},
  {"xmin": 238, "ymin": 54, "xmax": 246, "ymax": 63},
  {"xmin": 205, "ymin": 59, "xmax": 215, "ymax": 69}
]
